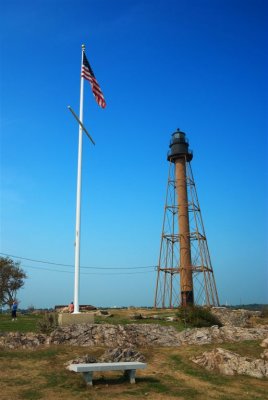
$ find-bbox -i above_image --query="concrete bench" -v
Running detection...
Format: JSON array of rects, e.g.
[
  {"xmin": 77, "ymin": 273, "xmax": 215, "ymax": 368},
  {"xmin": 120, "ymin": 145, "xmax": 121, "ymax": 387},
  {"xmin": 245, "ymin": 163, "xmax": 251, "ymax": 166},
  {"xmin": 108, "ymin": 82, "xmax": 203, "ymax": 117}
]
[{"xmin": 68, "ymin": 361, "xmax": 147, "ymax": 385}]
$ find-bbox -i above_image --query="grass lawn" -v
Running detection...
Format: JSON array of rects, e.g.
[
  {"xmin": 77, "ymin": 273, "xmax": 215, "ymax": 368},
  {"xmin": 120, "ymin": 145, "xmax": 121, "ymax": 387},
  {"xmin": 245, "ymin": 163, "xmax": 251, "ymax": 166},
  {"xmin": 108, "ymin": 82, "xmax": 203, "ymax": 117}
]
[
  {"xmin": 0, "ymin": 313, "xmax": 43, "ymax": 333},
  {"xmin": 0, "ymin": 343, "xmax": 267, "ymax": 400},
  {"xmin": 0, "ymin": 309, "xmax": 186, "ymax": 333},
  {"xmin": 94, "ymin": 310, "xmax": 186, "ymax": 331},
  {"xmin": 1, "ymin": 307, "xmax": 267, "ymax": 333},
  {"xmin": 1, "ymin": 309, "xmax": 268, "ymax": 399}
]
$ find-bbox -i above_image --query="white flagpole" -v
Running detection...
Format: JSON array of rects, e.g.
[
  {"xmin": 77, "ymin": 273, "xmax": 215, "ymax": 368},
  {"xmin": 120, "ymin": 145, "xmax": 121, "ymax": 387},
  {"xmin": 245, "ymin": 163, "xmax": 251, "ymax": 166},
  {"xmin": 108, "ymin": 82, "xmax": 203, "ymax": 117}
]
[{"xmin": 73, "ymin": 44, "xmax": 85, "ymax": 314}]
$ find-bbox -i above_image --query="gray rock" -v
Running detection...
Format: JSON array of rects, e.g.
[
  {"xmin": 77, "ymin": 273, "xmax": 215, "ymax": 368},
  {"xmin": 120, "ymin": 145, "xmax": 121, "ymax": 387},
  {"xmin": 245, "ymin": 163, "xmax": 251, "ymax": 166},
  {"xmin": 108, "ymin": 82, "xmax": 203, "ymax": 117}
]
[
  {"xmin": 165, "ymin": 317, "xmax": 178, "ymax": 322},
  {"xmin": 0, "ymin": 332, "xmax": 47, "ymax": 349},
  {"xmin": 49, "ymin": 324, "xmax": 181, "ymax": 347},
  {"xmin": 260, "ymin": 338, "xmax": 268, "ymax": 348},
  {"xmin": 66, "ymin": 354, "xmax": 97, "ymax": 366},
  {"xmin": 192, "ymin": 347, "xmax": 268, "ymax": 378},
  {"xmin": 178, "ymin": 325, "xmax": 268, "ymax": 345},
  {"xmin": 211, "ymin": 307, "xmax": 262, "ymax": 327},
  {"xmin": 261, "ymin": 349, "xmax": 268, "ymax": 360},
  {"xmin": 130, "ymin": 313, "xmax": 143, "ymax": 320},
  {"xmin": 1, "ymin": 324, "xmax": 268, "ymax": 349},
  {"xmin": 99, "ymin": 346, "xmax": 146, "ymax": 363}
]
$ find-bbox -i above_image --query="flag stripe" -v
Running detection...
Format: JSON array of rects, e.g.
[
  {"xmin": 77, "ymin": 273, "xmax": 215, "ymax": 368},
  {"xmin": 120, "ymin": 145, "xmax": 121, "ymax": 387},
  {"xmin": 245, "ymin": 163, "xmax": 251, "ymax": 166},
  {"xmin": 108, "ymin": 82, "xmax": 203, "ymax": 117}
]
[{"xmin": 81, "ymin": 53, "xmax": 106, "ymax": 108}]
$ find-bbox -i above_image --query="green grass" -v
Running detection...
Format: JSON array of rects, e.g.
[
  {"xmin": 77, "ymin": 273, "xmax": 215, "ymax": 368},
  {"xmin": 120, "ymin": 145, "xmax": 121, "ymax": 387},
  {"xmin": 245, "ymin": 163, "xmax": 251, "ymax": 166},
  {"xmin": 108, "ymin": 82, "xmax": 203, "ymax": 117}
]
[
  {"xmin": 19, "ymin": 389, "xmax": 43, "ymax": 400},
  {"xmin": 219, "ymin": 340, "xmax": 264, "ymax": 359},
  {"xmin": 121, "ymin": 375, "xmax": 200, "ymax": 399},
  {"xmin": 0, "ymin": 348, "xmax": 60, "ymax": 360},
  {"xmin": 1, "ymin": 345, "xmax": 267, "ymax": 400},
  {"xmin": 1, "ymin": 310, "xmax": 267, "ymax": 400},
  {"xmin": 0, "ymin": 312, "xmax": 186, "ymax": 333},
  {"xmin": 41, "ymin": 371, "xmax": 71, "ymax": 388},
  {"xmin": 143, "ymin": 375, "xmax": 199, "ymax": 398},
  {"xmin": 0, "ymin": 313, "xmax": 43, "ymax": 332},
  {"xmin": 94, "ymin": 314, "xmax": 186, "ymax": 331},
  {"xmin": 1, "ymin": 377, "xmax": 29, "ymax": 386},
  {"xmin": 169, "ymin": 353, "xmax": 231, "ymax": 385}
]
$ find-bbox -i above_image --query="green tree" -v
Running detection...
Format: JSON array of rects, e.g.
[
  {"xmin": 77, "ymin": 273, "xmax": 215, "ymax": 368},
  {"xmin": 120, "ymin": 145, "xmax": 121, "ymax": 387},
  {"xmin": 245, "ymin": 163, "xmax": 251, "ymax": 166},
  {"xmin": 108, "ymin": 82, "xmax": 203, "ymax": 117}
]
[{"xmin": 0, "ymin": 257, "xmax": 27, "ymax": 307}]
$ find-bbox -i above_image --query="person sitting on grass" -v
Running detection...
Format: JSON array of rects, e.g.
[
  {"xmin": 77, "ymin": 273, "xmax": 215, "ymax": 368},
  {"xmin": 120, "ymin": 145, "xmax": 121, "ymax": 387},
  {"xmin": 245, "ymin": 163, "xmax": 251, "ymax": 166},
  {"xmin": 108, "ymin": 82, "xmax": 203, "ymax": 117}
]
[
  {"xmin": 68, "ymin": 301, "xmax": 74, "ymax": 313},
  {"xmin": 11, "ymin": 301, "xmax": 18, "ymax": 321}
]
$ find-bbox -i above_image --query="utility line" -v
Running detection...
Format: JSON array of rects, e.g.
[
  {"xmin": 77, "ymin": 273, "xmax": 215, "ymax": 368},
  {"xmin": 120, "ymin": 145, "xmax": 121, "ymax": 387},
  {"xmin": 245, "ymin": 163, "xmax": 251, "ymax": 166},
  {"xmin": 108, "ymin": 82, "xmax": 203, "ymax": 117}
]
[
  {"xmin": 21, "ymin": 264, "xmax": 155, "ymax": 275},
  {"xmin": 0, "ymin": 252, "xmax": 156, "ymax": 271}
]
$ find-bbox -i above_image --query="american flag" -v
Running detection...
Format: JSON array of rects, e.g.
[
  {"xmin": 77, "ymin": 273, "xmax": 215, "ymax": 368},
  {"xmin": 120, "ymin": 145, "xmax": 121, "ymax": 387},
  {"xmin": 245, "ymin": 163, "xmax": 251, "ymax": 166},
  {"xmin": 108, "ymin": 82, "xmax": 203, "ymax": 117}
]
[{"xmin": 81, "ymin": 52, "xmax": 106, "ymax": 109}]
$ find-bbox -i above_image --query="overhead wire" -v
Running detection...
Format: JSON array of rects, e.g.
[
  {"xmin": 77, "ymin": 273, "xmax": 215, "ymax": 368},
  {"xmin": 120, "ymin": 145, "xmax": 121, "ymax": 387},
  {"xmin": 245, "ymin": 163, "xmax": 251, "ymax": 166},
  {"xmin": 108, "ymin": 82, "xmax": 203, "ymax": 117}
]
[
  {"xmin": 21, "ymin": 264, "xmax": 155, "ymax": 275},
  {"xmin": 0, "ymin": 252, "xmax": 157, "ymax": 274}
]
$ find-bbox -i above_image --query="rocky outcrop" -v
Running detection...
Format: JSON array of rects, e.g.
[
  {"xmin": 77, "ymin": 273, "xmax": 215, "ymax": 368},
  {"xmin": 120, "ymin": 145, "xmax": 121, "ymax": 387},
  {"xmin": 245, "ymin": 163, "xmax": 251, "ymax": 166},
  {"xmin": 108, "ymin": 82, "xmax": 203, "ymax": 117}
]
[
  {"xmin": 211, "ymin": 307, "xmax": 262, "ymax": 327},
  {"xmin": 260, "ymin": 338, "xmax": 268, "ymax": 348},
  {"xmin": 49, "ymin": 324, "xmax": 181, "ymax": 347},
  {"xmin": 0, "ymin": 332, "xmax": 47, "ymax": 349},
  {"xmin": 261, "ymin": 349, "xmax": 268, "ymax": 360},
  {"xmin": 99, "ymin": 346, "xmax": 146, "ymax": 363},
  {"xmin": 178, "ymin": 325, "xmax": 268, "ymax": 345},
  {"xmin": 66, "ymin": 354, "xmax": 97, "ymax": 365},
  {"xmin": 192, "ymin": 346, "xmax": 268, "ymax": 378},
  {"xmin": 260, "ymin": 338, "xmax": 268, "ymax": 360},
  {"xmin": 1, "ymin": 324, "xmax": 268, "ymax": 349},
  {"xmin": 49, "ymin": 324, "xmax": 268, "ymax": 348}
]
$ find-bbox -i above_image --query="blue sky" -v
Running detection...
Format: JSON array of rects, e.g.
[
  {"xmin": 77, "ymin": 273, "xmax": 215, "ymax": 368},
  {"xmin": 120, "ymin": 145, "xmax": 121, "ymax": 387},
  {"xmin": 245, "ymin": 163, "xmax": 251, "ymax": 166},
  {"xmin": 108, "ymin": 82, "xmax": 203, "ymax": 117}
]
[{"xmin": 1, "ymin": 0, "xmax": 267, "ymax": 309}]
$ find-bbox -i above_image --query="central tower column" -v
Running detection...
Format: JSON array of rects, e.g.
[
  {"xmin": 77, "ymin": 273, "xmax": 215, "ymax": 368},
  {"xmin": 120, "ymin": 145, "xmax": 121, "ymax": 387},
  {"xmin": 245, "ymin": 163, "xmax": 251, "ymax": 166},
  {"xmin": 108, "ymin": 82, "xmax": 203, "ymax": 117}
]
[{"xmin": 175, "ymin": 158, "xmax": 193, "ymax": 305}]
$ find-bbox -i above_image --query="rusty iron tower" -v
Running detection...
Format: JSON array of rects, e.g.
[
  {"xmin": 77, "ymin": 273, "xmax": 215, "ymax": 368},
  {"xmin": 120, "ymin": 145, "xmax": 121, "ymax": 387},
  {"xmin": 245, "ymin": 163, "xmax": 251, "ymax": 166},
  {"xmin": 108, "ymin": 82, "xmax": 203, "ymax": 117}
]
[{"xmin": 154, "ymin": 129, "xmax": 219, "ymax": 308}]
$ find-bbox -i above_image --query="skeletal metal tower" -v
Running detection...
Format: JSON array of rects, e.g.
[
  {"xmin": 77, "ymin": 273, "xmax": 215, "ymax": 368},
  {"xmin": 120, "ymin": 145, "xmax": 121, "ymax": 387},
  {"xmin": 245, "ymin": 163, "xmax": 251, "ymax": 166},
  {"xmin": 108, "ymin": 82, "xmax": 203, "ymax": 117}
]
[{"xmin": 154, "ymin": 129, "xmax": 219, "ymax": 308}]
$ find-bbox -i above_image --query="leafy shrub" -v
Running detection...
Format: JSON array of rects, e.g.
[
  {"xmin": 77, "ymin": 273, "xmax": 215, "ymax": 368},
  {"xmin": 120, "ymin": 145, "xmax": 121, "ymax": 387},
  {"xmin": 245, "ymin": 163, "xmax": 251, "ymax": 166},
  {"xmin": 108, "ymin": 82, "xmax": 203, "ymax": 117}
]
[
  {"xmin": 176, "ymin": 306, "xmax": 222, "ymax": 328},
  {"xmin": 37, "ymin": 312, "xmax": 58, "ymax": 333}
]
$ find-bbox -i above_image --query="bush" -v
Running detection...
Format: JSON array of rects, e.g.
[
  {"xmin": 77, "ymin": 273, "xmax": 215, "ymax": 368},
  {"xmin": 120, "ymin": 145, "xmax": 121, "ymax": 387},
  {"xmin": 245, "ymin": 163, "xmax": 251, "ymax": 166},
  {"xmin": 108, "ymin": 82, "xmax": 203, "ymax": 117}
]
[
  {"xmin": 37, "ymin": 312, "xmax": 58, "ymax": 333},
  {"xmin": 176, "ymin": 306, "xmax": 222, "ymax": 328},
  {"xmin": 260, "ymin": 307, "xmax": 268, "ymax": 318}
]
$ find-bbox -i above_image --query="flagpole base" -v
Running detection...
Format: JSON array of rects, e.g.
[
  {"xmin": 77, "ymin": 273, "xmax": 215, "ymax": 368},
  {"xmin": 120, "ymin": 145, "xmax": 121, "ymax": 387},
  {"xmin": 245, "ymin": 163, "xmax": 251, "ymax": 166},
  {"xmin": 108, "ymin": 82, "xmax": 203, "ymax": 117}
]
[{"xmin": 58, "ymin": 313, "xmax": 94, "ymax": 326}]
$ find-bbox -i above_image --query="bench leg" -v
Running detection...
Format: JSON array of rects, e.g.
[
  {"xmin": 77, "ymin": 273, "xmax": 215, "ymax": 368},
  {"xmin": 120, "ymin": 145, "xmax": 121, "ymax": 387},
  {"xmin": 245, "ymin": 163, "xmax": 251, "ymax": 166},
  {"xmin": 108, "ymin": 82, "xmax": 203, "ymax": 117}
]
[
  {"xmin": 126, "ymin": 369, "xmax": 136, "ymax": 384},
  {"xmin": 83, "ymin": 372, "xmax": 93, "ymax": 386}
]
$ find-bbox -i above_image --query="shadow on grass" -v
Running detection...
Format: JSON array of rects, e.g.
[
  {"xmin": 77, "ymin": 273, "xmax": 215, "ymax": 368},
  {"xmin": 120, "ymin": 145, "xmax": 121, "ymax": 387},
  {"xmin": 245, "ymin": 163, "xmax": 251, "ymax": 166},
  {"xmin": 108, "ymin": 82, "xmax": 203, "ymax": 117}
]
[
  {"xmin": 73, "ymin": 375, "xmax": 162, "ymax": 387},
  {"xmin": 67, "ymin": 373, "xmax": 200, "ymax": 399}
]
